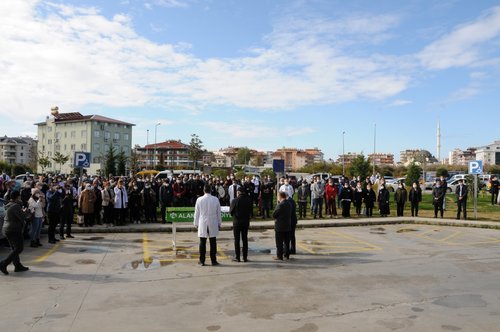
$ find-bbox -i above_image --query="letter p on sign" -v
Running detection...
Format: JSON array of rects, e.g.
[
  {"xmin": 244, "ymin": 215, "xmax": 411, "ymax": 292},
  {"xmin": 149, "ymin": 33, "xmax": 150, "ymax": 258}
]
[
  {"xmin": 468, "ymin": 160, "xmax": 483, "ymax": 175},
  {"xmin": 74, "ymin": 152, "xmax": 91, "ymax": 168}
]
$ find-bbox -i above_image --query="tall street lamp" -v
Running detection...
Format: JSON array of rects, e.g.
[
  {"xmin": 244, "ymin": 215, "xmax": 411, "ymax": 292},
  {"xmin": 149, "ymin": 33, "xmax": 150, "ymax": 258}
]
[
  {"xmin": 146, "ymin": 129, "xmax": 149, "ymax": 168},
  {"xmin": 342, "ymin": 131, "xmax": 346, "ymax": 176},
  {"xmin": 154, "ymin": 123, "xmax": 161, "ymax": 168}
]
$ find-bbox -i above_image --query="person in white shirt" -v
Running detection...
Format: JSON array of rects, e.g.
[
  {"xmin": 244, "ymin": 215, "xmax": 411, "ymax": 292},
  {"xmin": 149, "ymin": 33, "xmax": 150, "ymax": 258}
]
[
  {"xmin": 228, "ymin": 180, "xmax": 241, "ymax": 204},
  {"xmin": 194, "ymin": 185, "xmax": 222, "ymax": 266},
  {"xmin": 279, "ymin": 178, "xmax": 294, "ymax": 199}
]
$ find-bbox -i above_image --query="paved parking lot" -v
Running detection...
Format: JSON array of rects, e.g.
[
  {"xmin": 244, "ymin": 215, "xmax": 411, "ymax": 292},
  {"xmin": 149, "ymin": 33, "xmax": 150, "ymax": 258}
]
[{"xmin": 1, "ymin": 225, "xmax": 500, "ymax": 332}]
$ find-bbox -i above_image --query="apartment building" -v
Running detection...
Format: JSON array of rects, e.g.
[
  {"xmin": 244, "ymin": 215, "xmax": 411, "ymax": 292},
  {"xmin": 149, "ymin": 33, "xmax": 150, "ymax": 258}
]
[
  {"xmin": 36, "ymin": 109, "xmax": 134, "ymax": 174},
  {"xmin": 0, "ymin": 136, "xmax": 36, "ymax": 165}
]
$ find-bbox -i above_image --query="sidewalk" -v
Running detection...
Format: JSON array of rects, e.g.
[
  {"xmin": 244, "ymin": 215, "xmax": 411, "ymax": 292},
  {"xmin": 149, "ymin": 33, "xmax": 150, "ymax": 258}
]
[{"xmin": 65, "ymin": 216, "xmax": 500, "ymax": 234}]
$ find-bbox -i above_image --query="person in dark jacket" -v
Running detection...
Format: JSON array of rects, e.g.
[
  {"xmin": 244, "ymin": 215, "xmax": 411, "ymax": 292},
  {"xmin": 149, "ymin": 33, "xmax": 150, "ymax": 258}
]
[
  {"xmin": 363, "ymin": 183, "xmax": 376, "ymax": 217},
  {"xmin": 260, "ymin": 179, "xmax": 274, "ymax": 219},
  {"xmin": 60, "ymin": 185, "xmax": 75, "ymax": 239},
  {"xmin": 394, "ymin": 181, "xmax": 408, "ymax": 217},
  {"xmin": 339, "ymin": 182, "xmax": 353, "ymax": 217},
  {"xmin": 455, "ymin": 179, "xmax": 468, "ymax": 220},
  {"xmin": 490, "ymin": 175, "xmax": 499, "ymax": 205},
  {"xmin": 128, "ymin": 184, "xmax": 141, "ymax": 224},
  {"xmin": 141, "ymin": 182, "xmax": 157, "ymax": 223},
  {"xmin": 287, "ymin": 194, "xmax": 298, "ymax": 255},
  {"xmin": 408, "ymin": 182, "xmax": 422, "ymax": 217},
  {"xmin": 159, "ymin": 179, "xmax": 173, "ymax": 224},
  {"xmin": 46, "ymin": 183, "xmax": 63, "ymax": 244},
  {"xmin": 273, "ymin": 192, "xmax": 291, "ymax": 261},
  {"xmin": 0, "ymin": 191, "xmax": 29, "ymax": 275},
  {"xmin": 230, "ymin": 187, "xmax": 253, "ymax": 262},
  {"xmin": 378, "ymin": 184, "xmax": 390, "ymax": 217},
  {"xmin": 352, "ymin": 182, "xmax": 364, "ymax": 216},
  {"xmin": 432, "ymin": 180, "xmax": 446, "ymax": 218},
  {"xmin": 296, "ymin": 181, "xmax": 310, "ymax": 219}
]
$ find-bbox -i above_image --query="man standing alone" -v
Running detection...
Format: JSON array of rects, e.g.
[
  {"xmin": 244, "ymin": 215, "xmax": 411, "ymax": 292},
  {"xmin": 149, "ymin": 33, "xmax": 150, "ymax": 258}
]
[
  {"xmin": 194, "ymin": 185, "xmax": 222, "ymax": 266},
  {"xmin": 273, "ymin": 192, "xmax": 291, "ymax": 261},
  {"xmin": 456, "ymin": 179, "xmax": 468, "ymax": 220},
  {"xmin": 230, "ymin": 187, "xmax": 253, "ymax": 262}
]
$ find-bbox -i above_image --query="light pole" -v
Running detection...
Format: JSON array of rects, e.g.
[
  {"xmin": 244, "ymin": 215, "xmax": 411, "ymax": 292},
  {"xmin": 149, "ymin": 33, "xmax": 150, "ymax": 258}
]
[
  {"xmin": 342, "ymin": 131, "xmax": 346, "ymax": 176},
  {"xmin": 154, "ymin": 123, "xmax": 160, "ymax": 168},
  {"xmin": 146, "ymin": 129, "xmax": 149, "ymax": 168}
]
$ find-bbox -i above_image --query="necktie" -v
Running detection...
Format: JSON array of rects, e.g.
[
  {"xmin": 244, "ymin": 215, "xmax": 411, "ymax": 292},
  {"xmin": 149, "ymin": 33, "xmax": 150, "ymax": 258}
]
[{"xmin": 233, "ymin": 185, "xmax": 237, "ymax": 198}]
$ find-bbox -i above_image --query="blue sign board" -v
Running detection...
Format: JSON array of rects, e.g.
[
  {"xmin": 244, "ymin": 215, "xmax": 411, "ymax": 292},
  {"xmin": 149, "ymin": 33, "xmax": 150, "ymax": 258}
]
[
  {"xmin": 74, "ymin": 152, "xmax": 91, "ymax": 168},
  {"xmin": 273, "ymin": 159, "xmax": 285, "ymax": 173},
  {"xmin": 468, "ymin": 160, "xmax": 483, "ymax": 174}
]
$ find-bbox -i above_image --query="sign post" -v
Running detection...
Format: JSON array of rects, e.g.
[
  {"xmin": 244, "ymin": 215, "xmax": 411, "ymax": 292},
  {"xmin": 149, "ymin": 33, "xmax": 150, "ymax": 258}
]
[
  {"xmin": 468, "ymin": 160, "xmax": 483, "ymax": 220},
  {"xmin": 273, "ymin": 159, "xmax": 285, "ymax": 198}
]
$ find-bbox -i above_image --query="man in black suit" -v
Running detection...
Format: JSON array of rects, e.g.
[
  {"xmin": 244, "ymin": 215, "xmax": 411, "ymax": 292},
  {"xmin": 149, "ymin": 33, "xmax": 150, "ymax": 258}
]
[
  {"xmin": 287, "ymin": 193, "xmax": 298, "ymax": 255},
  {"xmin": 230, "ymin": 187, "xmax": 253, "ymax": 262},
  {"xmin": 273, "ymin": 192, "xmax": 291, "ymax": 261},
  {"xmin": 456, "ymin": 179, "xmax": 468, "ymax": 220}
]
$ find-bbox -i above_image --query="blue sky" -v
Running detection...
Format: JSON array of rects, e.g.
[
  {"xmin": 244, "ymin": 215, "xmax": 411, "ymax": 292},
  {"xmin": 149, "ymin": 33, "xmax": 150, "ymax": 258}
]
[{"xmin": 1, "ymin": 0, "xmax": 500, "ymax": 161}]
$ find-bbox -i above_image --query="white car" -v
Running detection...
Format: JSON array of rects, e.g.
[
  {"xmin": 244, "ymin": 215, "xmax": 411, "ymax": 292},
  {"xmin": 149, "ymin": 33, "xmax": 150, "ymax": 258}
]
[{"xmin": 447, "ymin": 179, "xmax": 468, "ymax": 193}]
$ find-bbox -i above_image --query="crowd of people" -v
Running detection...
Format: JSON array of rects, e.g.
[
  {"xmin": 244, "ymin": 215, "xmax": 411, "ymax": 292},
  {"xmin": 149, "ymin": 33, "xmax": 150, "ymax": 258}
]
[{"xmin": 0, "ymin": 170, "xmax": 499, "ymax": 272}]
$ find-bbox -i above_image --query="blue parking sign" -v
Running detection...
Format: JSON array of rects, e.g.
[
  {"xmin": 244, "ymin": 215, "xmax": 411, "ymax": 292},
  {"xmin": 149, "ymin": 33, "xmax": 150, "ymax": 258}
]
[
  {"xmin": 74, "ymin": 152, "xmax": 91, "ymax": 168},
  {"xmin": 468, "ymin": 160, "xmax": 483, "ymax": 174}
]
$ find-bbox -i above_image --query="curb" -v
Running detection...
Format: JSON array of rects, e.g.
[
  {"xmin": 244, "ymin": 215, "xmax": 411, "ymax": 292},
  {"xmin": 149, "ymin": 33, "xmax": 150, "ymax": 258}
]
[{"xmin": 52, "ymin": 217, "xmax": 500, "ymax": 234}]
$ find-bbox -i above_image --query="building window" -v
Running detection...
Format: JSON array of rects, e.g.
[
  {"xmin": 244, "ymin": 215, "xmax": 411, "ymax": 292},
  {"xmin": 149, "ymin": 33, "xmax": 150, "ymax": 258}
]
[
  {"xmin": 94, "ymin": 130, "xmax": 100, "ymax": 138},
  {"xmin": 55, "ymin": 132, "xmax": 61, "ymax": 139},
  {"xmin": 48, "ymin": 139, "xmax": 52, "ymax": 145},
  {"xmin": 64, "ymin": 144, "xmax": 67, "ymax": 151},
  {"xmin": 81, "ymin": 143, "xmax": 87, "ymax": 151},
  {"xmin": 71, "ymin": 131, "xmax": 76, "ymax": 138},
  {"xmin": 71, "ymin": 144, "xmax": 76, "ymax": 150},
  {"xmin": 20, "ymin": 153, "xmax": 23, "ymax": 156},
  {"xmin": 105, "ymin": 131, "xmax": 110, "ymax": 139},
  {"xmin": 124, "ymin": 133, "xmax": 129, "ymax": 141},
  {"xmin": 94, "ymin": 143, "xmax": 100, "ymax": 152},
  {"xmin": 48, "ymin": 127, "xmax": 52, "ymax": 132},
  {"xmin": 64, "ymin": 132, "xmax": 67, "ymax": 138},
  {"xmin": 81, "ymin": 130, "xmax": 87, "ymax": 138},
  {"xmin": 114, "ymin": 132, "xmax": 120, "ymax": 140}
]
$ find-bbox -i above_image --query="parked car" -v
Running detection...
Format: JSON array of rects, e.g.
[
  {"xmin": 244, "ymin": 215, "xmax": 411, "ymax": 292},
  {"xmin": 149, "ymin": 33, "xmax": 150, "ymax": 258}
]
[
  {"xmin": 447, "ymin": 179, "xmax": 468, "ymax": 193},
  {"xmin": 386, "ymin": 177, "xmax": 406, "ymax": 192}
]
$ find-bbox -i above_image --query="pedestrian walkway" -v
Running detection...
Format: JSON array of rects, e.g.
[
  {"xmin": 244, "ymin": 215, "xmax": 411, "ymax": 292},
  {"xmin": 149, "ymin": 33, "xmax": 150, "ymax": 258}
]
[{"xmin": 62, "ymin": 216, "xmax": 500, "ymax": 234}]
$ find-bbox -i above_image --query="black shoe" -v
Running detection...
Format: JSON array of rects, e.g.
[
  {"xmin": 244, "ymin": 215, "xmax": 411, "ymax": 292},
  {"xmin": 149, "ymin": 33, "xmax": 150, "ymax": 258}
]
[
  {"xmin": 0, "ymin": 262, "xmax": 8, "ymax": 275},
  {"xmin": 232, "ymin": 258, "xmax": 240, "ymax": 262},
  {"xmin": 243, "ymin": 258, "xmax": 249, "ymax": 262},
  {"xmin": 212, "ymin": 261, "xmax": 220, "ymax": 266},
  {"xmin": 66, "ymin": 235, "xmax": 74, "ymax": 238},
  {"xmin": 290, "ymin": 250, "xmax": 296, "ymax": 255},
  {"xmin": 54, "ymin": 239, "xmax": 60, "ymax": 242},
  {"xmin": 198, "ymin": 261, "xmax": 205, "ymax": 266},
  {"xmin": 30, "ymin": 241, "xmax": 38, "ymax": 248},
  {"xmin": 60, "ymin": 236, "xmax": 65, "ymax": 240},
  {"xmin": 48, "ymin": 240, "xmax": 56, "ymax": 244},
  {"xmin": 14, "ymin": 266, "xmax": 29, "ymax": 272}
]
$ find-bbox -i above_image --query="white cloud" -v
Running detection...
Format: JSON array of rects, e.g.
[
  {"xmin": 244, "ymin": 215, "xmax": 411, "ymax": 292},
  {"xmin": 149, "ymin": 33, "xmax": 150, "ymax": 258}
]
[
  {"xmin": 389, "ymin": 99, "xmax": 412, "ymax": 107},
  {"xmin": 145, "ymin": 0, "xmax": 189, "ymax": 9},
  {"xmin": 418, "ymin": 6, "xmax": 500, "ymax": 69}
]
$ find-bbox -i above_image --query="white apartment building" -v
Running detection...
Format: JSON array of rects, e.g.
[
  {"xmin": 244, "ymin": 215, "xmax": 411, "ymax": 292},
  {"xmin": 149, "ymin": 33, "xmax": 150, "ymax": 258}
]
[
  {"xmin": 475, "ymin": 140, "xmax": 500, "ymax": 166},
  {"xmin": 36, "ymin": 109, "xmax": 134, "ymax": 174},
  {"xmin": 0, "ymin": 136, "xmax": 36, "ymax": 165}
]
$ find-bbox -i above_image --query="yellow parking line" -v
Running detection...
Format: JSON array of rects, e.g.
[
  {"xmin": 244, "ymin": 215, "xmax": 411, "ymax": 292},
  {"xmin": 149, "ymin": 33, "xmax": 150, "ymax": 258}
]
[
  {"xmin": 298, "ymin": 242, "xmax": 316, "ymax": 254},
  {"xmin": 143, "ymin": 233, "xmax": 152, "ymax": 263},
  {"xmin": 439, "ymin": 231, "xmax": 462, "ymax": 243},
  {"xmin": 325, "ymin": 230, "xmax": 382, "ymax": 250},
  {"xmin": 34, "ymin": 243, "xmax": 62, "ymax": 263}
]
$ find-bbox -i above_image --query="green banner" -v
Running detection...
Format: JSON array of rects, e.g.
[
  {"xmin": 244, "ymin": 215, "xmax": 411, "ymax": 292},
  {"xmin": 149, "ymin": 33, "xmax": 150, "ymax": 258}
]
[{"xmin": 166, "ymin": 207, "xmax": 232, "ymax": 222}]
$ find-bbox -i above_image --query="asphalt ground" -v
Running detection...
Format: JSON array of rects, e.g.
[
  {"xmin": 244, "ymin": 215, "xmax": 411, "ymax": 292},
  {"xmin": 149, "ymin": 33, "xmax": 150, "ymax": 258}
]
[{"xmin": 1, "ymin": 225, "xmax": 500, "ymax": 332}]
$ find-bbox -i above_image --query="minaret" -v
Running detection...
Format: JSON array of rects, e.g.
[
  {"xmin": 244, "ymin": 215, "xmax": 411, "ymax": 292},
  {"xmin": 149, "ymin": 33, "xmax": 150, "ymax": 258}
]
[{"xmin": 437, "ymin": 121, "xmax": 441, "ymax": 162}]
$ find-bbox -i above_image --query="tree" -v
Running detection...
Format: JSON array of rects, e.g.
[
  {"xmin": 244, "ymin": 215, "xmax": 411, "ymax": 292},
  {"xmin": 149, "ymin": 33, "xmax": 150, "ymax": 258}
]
[
  {"xmin": 405, "ymin": 162, "xmax": 421, "ymax": 186},
  {"xmin": 236, "ymin": 147, "xmax": 252, "ymax": 165},
  {"xmin": 38, "ymin": 152, "xmax": 51, "ymax": 173},
  {"xmin": 349, "ymin": 155, "xmax": 371, "ymax": 180},
  {"xmin": 104, "ymin": 144, "xmax": 117, "ymax": 176},
  {"xmin": 52, "ymin": 152, "xmax": 70, "ymax": 173},
  {"xmin": 212, "ymin": 168, "xmax": 229, "ymax": 179},
  {"xmin": 117, "ymin": 149, "xmax": 127, "ymax": 176},
  {"xmin": 188, "ymin": 134, "xmax": 203, "ymax": 170},
  {"xmin": 12, "ymin": 164, "xmax": 26, "ymax": 176},
  {"xmin": 436, "ymin": 167, "xmax": 449, "ymax": 178},
  {"xmin": 129, "ymin": 149, "xmax": 141, "ymax": 174},
  {"xmin": 260, "ymin": 168, "xmax": 276, "ymax": 181}
]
